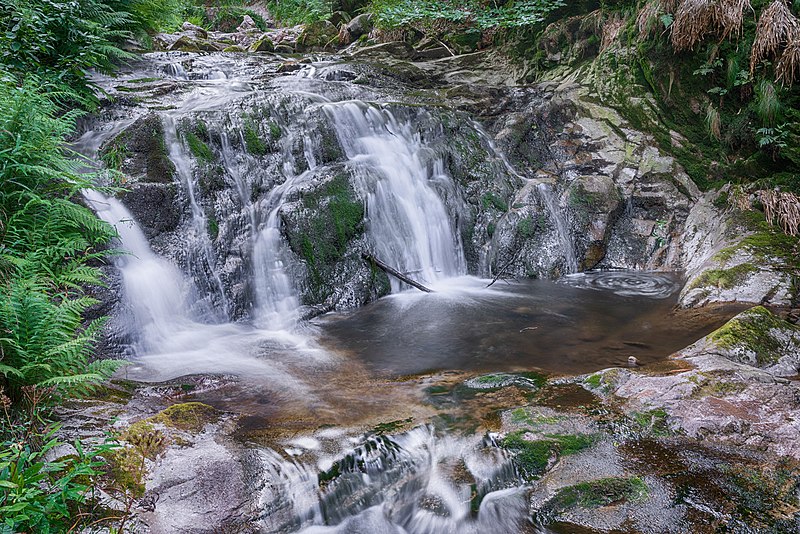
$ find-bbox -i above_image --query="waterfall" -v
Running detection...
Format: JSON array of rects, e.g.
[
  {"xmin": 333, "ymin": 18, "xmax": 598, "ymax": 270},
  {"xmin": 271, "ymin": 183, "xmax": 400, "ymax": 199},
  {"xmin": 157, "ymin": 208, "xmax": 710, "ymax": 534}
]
[
  {"xmin": 537, "ymin": 183, "xmax": 579, "ymax": 275},
  {"xmin": 325, "ymin": 101, "xmax": 467, "ymax": 290},
  {"xmin": 162, "ymin": 115, "xmax": 230, "ymax": 321},
  {"xmin": 83, "ymin": 190, "xmax": 193, "ymax": 352}
]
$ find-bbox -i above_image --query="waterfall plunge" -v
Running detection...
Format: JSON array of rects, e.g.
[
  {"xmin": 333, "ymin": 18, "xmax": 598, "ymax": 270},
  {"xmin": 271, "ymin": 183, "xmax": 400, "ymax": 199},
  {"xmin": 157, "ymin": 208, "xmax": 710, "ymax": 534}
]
[{"xmin": 325, "ymin": 102, "xmax": 467, "ymax": 290}]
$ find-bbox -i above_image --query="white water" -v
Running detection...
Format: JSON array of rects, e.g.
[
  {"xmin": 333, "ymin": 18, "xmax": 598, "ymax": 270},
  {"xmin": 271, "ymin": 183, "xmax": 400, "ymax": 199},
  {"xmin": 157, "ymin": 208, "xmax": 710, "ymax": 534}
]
[
  {"xmin": 325, "ymin": 101, "xmax": 467, "ymax": 290},
  {"xmin": 258, "ymin": 426, "xmax": 529, "ymax": 534}
]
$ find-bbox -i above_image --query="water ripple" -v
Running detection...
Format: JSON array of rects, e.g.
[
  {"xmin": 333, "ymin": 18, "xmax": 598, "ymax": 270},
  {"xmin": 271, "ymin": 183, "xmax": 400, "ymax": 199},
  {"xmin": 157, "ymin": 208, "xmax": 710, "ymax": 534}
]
[{"xmin": 562, "ymin": 270, "xmax": 680, "ymax": 299}]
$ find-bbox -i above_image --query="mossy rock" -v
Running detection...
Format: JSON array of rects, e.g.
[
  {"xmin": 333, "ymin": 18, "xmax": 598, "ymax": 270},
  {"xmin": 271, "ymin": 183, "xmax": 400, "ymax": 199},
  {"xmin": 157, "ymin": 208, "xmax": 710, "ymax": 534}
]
[
  {"xmin": 502, "ymin": 431, "xmax": 596, "ymax": 479},
  {"xmin": 687, "ymin": 263, "xmax": 758, "ymax": 291},
  {"xmin": 249, "ymin": 37, "xmax": 274, "ymax": 53},
  {"xmin": 285, "ymin": 173, "xmax": 366, "ymax": 304},
  {"xmin": 152, "ymin": 402, "xmax": 220, "ymax": 433},
  {"xmin": 544, "ymin": 477, "xmax": 648, "ymax": 513},
  {"xmin": 223, "ymin": 45, "xmax": 246, "ymax": 53},
  {"xmin": 708, "ymin": 306, "xmax": 800, "ymax": 368},
  {"xmin": 297, "ymin": 20, "xmax": 338, "ymax": 51},
  {"xmin": 99, "ymin": 114, "xmax": 175, "ymax": 184}
]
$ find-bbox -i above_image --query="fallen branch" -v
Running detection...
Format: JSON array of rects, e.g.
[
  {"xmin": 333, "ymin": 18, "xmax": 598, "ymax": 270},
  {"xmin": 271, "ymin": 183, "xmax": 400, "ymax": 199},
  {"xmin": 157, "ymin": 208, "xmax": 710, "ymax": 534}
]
[{"xmin": 362, "ymin": 253, "xmax": 434, "ymax": 293}]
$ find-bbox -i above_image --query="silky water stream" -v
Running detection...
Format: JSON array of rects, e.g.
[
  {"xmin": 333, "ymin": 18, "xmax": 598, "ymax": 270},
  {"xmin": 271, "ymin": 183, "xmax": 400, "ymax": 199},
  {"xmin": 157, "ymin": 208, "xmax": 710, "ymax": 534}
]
[{"xmin": 78, "ymin": 53, "xmax": 745, "ymax": 533}]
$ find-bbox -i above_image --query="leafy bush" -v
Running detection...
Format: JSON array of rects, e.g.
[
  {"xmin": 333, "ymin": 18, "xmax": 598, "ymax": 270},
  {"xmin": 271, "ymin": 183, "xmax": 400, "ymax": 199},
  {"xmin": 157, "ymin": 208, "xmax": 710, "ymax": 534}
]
[
  {"xmin": 0, "ymin": 0, "xmax": 133, "ymax": 104},
  {"xmin": 267, "ymin": 0, "xmax": 332, "ymax": 25},
  {"xmin": 0, "ymin": 79, "xmax": 122, "ymax": 399},
  {"xmin": 369, "ymin": 0, "xmax": 565, "ymax": 30},
  {"xmin": 0, "ymin": 388, "xmax": 119, "ymax": 533}
]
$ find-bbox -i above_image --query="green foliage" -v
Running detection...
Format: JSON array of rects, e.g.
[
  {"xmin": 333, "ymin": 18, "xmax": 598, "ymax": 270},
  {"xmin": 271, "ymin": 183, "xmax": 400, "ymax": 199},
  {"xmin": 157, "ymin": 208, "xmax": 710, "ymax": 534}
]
[
  {"xmin": 0, "ymin": 407, "xmax": 119, "ymax": 534},
  {"xmin": 502, "ymin": 431, "xmax": 595, "ymax": 478},
  {"xmin": 369, "ymin": 0, "xmax": 566, "ymax": 30},
  {"xmin": 208, "ymin": 6, "xmax": 270, "ymax": 32},
  {"xmin": 0, "ymin": 79, "xmax": 122, "ymax": 399},
  {"xmin": 0, "ymin": 0, "xmax": 134, "ymax": 105},
  {"xmin": 546, "ymin": 477, "xmax": 648, "ymax": 511},
  {"xmin": 267, "ymin": 0, "xmax": 332, "ymax": 25},
  {"xmin": 243, "ymin": 121, "xmax": 268, "ymax": 156},
  {"xmin": 481, "ymin": 191, "xmax": 508, "ymax": 212},
  {"xmin": 184, "ymin": 131, "xmax": 214, "ymax": 163}
]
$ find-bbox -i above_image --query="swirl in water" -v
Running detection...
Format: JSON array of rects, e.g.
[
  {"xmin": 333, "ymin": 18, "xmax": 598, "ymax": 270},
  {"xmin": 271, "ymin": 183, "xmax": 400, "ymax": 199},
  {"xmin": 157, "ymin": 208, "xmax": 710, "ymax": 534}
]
[{"xmin": 562, "ymin": 270, "xmax": 680, "ymax": 299}]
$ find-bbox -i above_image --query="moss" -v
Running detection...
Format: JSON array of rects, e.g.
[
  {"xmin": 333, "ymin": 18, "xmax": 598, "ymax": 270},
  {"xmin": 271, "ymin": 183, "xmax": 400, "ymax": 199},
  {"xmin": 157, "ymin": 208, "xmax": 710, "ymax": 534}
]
[
  {"xmin": 152, "ymin": 402, "xmax": 220, "ymax": 433},
  {"xmin": 481, "ymin": 192, "xmax": 508, "ymax": 212},
  {"xmin": 517, "ymin": 216, "xmax": 537, "ymax": 238},
  {"xmin": 709, "ymin": 306, "xmax": 800, "ymax": 366},
  {"xmin": 288, "ymin": 173, "xmax": 365, "ymax": 304},
  {"xmin": 585, "ymin": 374, "xmax": 602, "ymax": 388},
  {"xmin": 269, "ymin": 122, "xmax": 282, "ymax": 141},
  {"xmin": 243, "ymin": 121, "xmax": 268, "ymax": 156},
  {"xmin": 688, "ymin": 263, "xmax": 758, "ymax": 290},
  {"xmin": 207, "ymin": 214, "xmax": 219, "ymax": 239},
  {"xmin": 371, "ymin": 418, "xmax": 413, "ymax": 434},
  {"xmin": 184, "ymin": 131, "xmax": 214, "ymax": 164},
  {"xmin": 547, "ymin": 477, "xmax": 648, "ymax": 512},
  {"xmin": 631, "ymin": 408, "xmax": 671, "ymax": 435},
  {"xmin": 502, "ymin": 431, "xmax": 596, "ymax": 478}
]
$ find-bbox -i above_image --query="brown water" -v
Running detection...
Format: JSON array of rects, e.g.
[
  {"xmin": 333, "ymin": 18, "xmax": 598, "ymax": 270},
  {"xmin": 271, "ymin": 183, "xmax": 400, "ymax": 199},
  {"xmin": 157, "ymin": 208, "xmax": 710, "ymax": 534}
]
[{"xmin": 315, "ymin": 272, "xmax": 744, "ymax": 377}]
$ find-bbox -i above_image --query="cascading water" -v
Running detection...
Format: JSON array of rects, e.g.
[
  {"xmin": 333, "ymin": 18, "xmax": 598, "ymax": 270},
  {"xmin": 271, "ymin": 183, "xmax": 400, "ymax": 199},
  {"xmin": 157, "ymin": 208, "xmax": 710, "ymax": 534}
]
[
  {"xmin": 257, "ymin": 426, "xmax": 530, "ymax": 534},
  {"xmin": 83, "ymin": 190, "xmax": 192, "ymax": 352},
  {"xmin": 162, "ymin": 115, "xmax": 230, "ymax": 320},
  {"xmin": 325, "ymin": 101, "xmax": 467, "ymax": 290}
]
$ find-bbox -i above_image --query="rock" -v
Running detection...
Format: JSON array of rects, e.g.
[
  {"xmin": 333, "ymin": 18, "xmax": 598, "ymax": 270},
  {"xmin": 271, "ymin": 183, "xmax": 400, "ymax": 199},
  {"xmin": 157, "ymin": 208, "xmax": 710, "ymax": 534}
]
[
  {"xmin": 596, "ymin": 307, "xmax": 800, "ymax": 458},
  {"xmin": 181, "ymin": 21, "xmax": 208, "ymax": 39},
  {"xmin": 277, "ymin": 61, "xmax": 303, "ymax": 73},
  {"xmin": 344, "ymin": 13, "xmax": 373, "ymax": 41},
  {"xmin": 414, "ymin": 46, "xmax": 452, "ymax": 60},
  {"xmin": 296, "ymin": 20, "xmax": 338, "ymax": 51},
  {"xmin": 169, "ymin": 35, "xmax": 201, "ymax": 52},
  {"xmin": 249, "ymin": 36, "xmax": 274, "ymax": 53},
  {"xmin": 169, "ymin": 35, "xmax": 222, "ymax": 53},
  {"xmin": 274, "ymin": 44, "xmax": 294, "ymax": 54},
  {"xmin": 349, "ymin": 41, "xmax": 415, "ymax": 60},
  {"xmin": 223, "ymin": 45, "xmax": 245, "ymax": 53},
  {"xmin": 236, "ymin": 14, "xmax": 257, "ymax": 33},
  {"xmin": 678, "ymin": 191, "xmax": 796, "ymax": 308}
]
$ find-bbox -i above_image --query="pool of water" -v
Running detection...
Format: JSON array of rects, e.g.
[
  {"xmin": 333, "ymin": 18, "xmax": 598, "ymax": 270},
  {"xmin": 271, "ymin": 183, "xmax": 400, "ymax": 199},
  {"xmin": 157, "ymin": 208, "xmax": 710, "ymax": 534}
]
[{"xmin": 316, "ymin": 272, "xmax": 744, "ymax": 376}]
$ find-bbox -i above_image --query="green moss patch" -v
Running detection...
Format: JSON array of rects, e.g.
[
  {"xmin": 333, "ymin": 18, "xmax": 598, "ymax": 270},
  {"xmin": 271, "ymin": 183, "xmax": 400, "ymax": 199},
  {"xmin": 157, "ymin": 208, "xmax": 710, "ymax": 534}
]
[
  {"xmin": 502, "ymin": 431, "xmax": 596, "ymax": 478},
  {"xmin": 709, "ymin": 306, "xmax": 800, "ymax": 366},
  {"xmin": 151, "ymin": 402, "xmax": 220, "ymax": 433},
  {"xmin": 546, "ymin": 477, "xmax": 648, "ymax": 512},
  {"xmin": 184, "ymin": 131, "xmax": 214, "ymax": 164},
  {"xmin": 688, "ymin": 264, "xmax": 758, "ymax": 291},
  {"xmin": 286, "ymin": 173, "xmax": 366, "ymax": 304}
]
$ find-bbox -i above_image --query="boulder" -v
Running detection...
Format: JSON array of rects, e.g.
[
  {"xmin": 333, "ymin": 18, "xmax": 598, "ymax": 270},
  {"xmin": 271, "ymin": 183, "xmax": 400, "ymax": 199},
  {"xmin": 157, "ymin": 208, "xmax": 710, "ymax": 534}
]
[
  {"xmin": 297, "ymin": 20, "xmax": 338, "ymax": 51},
  {"xmin": 249, "ymin": 36, "xmax": 274, "ymax": 53},
  {"xmin": 344, "ymin": 13, "xmax": 373, "ymax": 41},
  {"xmin": 237, "ymin": 14, "xmax": 258, "ymax": 33},
  {"xmin": 181, "ymin": 21, "xmax": 208, "ymax": 39}
]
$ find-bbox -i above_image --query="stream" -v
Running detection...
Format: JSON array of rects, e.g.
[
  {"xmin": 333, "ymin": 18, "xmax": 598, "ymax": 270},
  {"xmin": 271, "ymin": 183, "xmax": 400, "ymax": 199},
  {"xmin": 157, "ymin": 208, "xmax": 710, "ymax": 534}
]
[{"xmin": 76, "ymin": 49, "xmax": 751, "ymax": 533}]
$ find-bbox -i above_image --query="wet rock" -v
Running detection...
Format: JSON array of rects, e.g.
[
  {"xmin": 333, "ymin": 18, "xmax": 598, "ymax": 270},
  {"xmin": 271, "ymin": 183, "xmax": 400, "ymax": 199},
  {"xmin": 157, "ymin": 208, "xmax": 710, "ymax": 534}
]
[
  {"xmin": 274, "ymin": 44, "xmax": 294, "ymax": 54},
  {"xmin": 120, "ymin": 183, "xmax": 180, "ymax": 240},
  {"xmin": 100, "ymin": 114, "xmax": 175, "ymax": 185},
  {"xmin": 678, "ymin": 190, "xmax": 796, "ymax": 308},
  {"xmin": 343, "ymin": 13, "xmax": 373, "ymax": 41},
  {"xmin": 277, "ymin": 60, "xmax": 303, "ymax": 73},
  {"xmin": 594, "ymin": 307, "xmax": 800, "ymax": 458},
  {"xmin": 236, "ymin": 14, "xmax": 258, "ymax": 33},
  {"xmin": 350, "ymin": 41, "xmax": 416, "ymax": 60}
]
